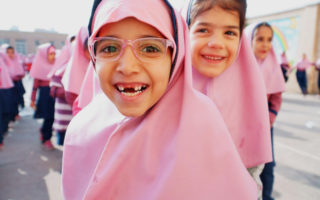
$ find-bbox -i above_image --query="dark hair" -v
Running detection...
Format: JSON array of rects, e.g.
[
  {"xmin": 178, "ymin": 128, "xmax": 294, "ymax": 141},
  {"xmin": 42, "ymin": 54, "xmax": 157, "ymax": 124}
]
[
  {"xmin": 6, "ymin": 46, "xmax": 14, "ymax": 51},
  {"xmin": 187, "ymin": 0, "xmax": 247, "ymax": 34},
  {"xmin": 70, "ymin": 35, "xmax": 76, "ymax": 43},
  {"xmin": 251, "ymin": 22, "xmax": 273, "ymax": 41}
]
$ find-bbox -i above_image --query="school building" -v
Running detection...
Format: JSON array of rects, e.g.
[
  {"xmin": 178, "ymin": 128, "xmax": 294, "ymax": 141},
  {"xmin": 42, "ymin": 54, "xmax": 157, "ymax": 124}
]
[
  {"xmin": 247, "ymin": 2, "xmax": 320, "ymax": 94},
  {"xmin": 0, "ymin": 29, "xmax": 67, "ymax": 56}
]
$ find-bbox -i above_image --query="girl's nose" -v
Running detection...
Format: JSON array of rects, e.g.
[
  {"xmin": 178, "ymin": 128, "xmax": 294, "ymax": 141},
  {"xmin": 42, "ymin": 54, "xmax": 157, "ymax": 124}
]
[
  {"xmin": 116, "ymin": 46, "xmax": 141, "ymax": 75},
  {"xmin": 207, "ymin": 34, "xmax": 224, "ymax": 49}
]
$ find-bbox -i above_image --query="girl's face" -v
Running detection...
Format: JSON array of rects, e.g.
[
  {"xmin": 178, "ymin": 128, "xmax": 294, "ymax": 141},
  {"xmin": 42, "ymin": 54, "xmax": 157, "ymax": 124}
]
[
  {"xmin": 6, "ymin": 48, "xmax": 15, "ymax": 59},
  {"xmin": 189, "ymin": 6, "xmax": 240, "ymax": 78},
  {"xmin": 47, "ymin": 52, "xmax": 56, "ymax": 64},
  {"xmin": 94, "ymin": 18, "xmax": 172, "ymax": 117},
  {"xmin": 252, "ymin": 26, "xmax": 273, "ymax": 61}
]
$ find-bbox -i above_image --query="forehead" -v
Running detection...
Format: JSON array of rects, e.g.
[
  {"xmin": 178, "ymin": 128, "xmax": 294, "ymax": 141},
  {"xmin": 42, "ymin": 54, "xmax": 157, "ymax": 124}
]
[
  {"xmin": 98, "ymin": 17, "xmax": 164, "ymax": 38},
  {"xmin": 255, "ymin": 26, "xmax": 273, "ymax": 37},
  {"xmin": 194, "ymin": 6, "xmax": 239, "ymax": 26}
]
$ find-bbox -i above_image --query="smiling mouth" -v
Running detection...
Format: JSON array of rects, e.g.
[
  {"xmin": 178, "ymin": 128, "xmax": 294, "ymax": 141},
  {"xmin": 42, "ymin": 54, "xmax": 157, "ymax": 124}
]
[
  {"xmin": 202, "ymin": 55, "xmax": 224, "ymax": 61},
  {"xmin": 115, "ymin": 84, "xmax": 148, "ymax": 97}
]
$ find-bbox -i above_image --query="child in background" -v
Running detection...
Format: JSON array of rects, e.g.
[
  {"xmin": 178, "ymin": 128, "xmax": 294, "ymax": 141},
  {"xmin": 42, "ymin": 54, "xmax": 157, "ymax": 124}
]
[
  {"xmin": 295, "ymin": 53, "xmax": 314, "ymax": 95},
  {"xmin": 61, "ymin": 0, "xmax": 258, "ymax": 199},
  {"xmin": 246, "ymin": 22, "xmax": 286, "ymax": 200},
  {"xmin": 48, "ymin": 36, "xmax": 75, "ymax": 146},
  {"xmin": 61, "ymin": 26, "xmax": 90, "ymax": 110},
  {"xmin": 280, "ymin": 51, "xmax": 290, "ymax": 82},
  {"xmin": 183, "ymin": 0, "xmax": 272, "ymax": 198},
  {"xmin": 0, "ymin": 54, "xmax": 14, "ymax": 150},
  {"xmin": 29, "ymin": 43, "xmax": 56, "ymax": 150}
]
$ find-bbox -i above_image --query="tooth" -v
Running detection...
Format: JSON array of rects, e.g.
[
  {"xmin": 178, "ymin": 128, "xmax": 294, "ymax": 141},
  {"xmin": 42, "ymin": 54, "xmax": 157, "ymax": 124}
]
[{"xmin": 118, "ymin": 86, "xmax": 124, "ymax": 91}]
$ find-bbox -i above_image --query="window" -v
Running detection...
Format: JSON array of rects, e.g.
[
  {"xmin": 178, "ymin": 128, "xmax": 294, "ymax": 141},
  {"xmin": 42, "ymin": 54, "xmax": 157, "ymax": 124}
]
[
  {"xmin": 35, "ymin": 40, "xmax": 40, "ymax": 46},
  {"xmin": 15, "ymin": 39, "xmax": 26, "ymax": 55},
  {"xmin": 0, "ymin": 38, "xmax": 10, "ymax": 46}
]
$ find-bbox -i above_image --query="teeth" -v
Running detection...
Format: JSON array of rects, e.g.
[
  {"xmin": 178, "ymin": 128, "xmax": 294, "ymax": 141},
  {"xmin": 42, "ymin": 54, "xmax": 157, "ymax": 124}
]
[
  {"xmin": 135, "ymin": 86, "xmax": 142, "ymax": 91},
  {"xmin": 116, "ymin": 84, "xmax": 147, "ymax": 96},
  {"xmin": 118, "ymin": 86, "xmax": 124, "ymax": 91},
  {"xmin": 204, "ymin": 55, "xmax": 223, "ymax": 60},
  {"xmin": 121, "ymin": 91, "xmax": 142, "ymax": 97}
]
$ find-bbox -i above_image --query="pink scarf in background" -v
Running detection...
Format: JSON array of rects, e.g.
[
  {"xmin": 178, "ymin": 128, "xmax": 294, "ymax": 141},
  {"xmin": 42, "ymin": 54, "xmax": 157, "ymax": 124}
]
[
  {"xmin": 296, "ymin": 57, "xmax": 313, "ymax": 71},
  {"xmin": 62, "ymin": 0, "xmax": 257, "ymax": 199},
  {"xmin": 0, "ymin": 44, "xmax": 25, "ymax": 78},
  {"xmin": 61, "ymin": 26, "xmax": 90, "ymax": 95},
  {"xmin": 191, "ymin": 34, "xmax": 272, "ymax": 168},
  {"xmin": 29, "ymin": 43, "xmax": 56, "ymax": 81},
  {"xmin": 47, "ymin": 36, "xmax": 74, "ymax": 79},
  {"xmin": 77, "ymin": 62, "xmax": 101, "ymax": 109},
  {"xmin": 245, "ymin": 24, "xmax": 286, "ymax": 94},
  {"xmin": 0, "ymin": 54, "xmax": 14, "ymax": 89}
]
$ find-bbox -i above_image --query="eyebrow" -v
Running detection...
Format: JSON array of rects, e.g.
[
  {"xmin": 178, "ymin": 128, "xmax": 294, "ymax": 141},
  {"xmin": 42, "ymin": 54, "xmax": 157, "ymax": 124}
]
[{"xmin": 195, "ymin": 22, "xmax": 239, "ymax": 30}]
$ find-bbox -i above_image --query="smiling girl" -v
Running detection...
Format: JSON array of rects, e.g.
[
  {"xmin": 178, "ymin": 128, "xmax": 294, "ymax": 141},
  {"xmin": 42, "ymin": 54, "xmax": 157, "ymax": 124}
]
[
  {"xmin": 183, "ymin": 1, "xmax": 272, "ymax": 198},
  {"xmin": 61, "ymin": 0, "xmax": 258, "ymax": 199}
]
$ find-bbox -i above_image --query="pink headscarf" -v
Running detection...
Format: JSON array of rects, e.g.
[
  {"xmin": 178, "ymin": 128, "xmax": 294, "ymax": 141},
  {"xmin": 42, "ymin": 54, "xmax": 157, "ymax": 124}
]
[
  {"xmin": 0, "ymin": 54, "xmax": 14, "ymax": 89},
  {"xmin": 245, "ymin": 23, "xmax": 286, "ymax": 94},
  {"xmin": 192, "ymin": 34, "xmax": 272, "ymax": 168},
  {"xmin": 296, "ymin": 56, "xmax": 313, "ymax": 71},
  {"xmin": 47, "ymin": 37, "xmax": 74, "ymax": 79},
  {"xmin": 0, "ymin": 44, "xmax": 25, "ymax": 78},
  {"xmin": 61, "ymin": 26, "xmax": 90, "ymax": 95},
  {"xmin": 62, "ymin": 0, "xmax": 257, "ymax": 199},
  {"xmin": 77, "ymin": 62, "xmax": 101, "ymax": 109},
  {"xmin": 29, "ymin": 43, "xmax": 56, "ymax": 81}
]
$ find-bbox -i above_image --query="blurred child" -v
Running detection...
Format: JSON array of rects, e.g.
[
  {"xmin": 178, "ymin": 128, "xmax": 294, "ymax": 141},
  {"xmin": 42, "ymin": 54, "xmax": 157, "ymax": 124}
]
[
  {"xmin": 295, "ymin": 53, "xmax": 314, "ymax": 95},
  {"xmin": 184, "ymin": 0, "xmax": 272, "ymax": 198},
  {"xmin": 29, "ymin": 43, "xmax": 56, "ymax": 150},
  {"xmin": 61, "ymin": 0, "xmax": 258, "ymax": 199},
  {"xmin": 246, "ymin": 22, "xmax": 286, "ymax": 200},
  {"xmin": 280, "ymin": 51, "xmax": 290, "ymax": 82},
  {"xmin": 0, "ymin": 54, "xmax": 14, "ymax": 149},
  {"xmin": 61, "ymin": 27, "xmax": 90, "ymax": 109}
]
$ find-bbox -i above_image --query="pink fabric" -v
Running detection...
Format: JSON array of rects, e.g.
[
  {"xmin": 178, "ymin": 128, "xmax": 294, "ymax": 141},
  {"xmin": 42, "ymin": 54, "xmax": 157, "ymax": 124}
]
[
  {"xmin": 192, "ymin": 34, "xmax": 272, "ymax": 168},
  {"xmin": 77, "ymin": 62, "xmax": 101, "ymax": 109},
  {"xmin": 296, "ymin": 58, "xmax": 313, "ymax": 71},
  {"xmin": 0, "ymin": 54, "xmax": 14, "ymax": 89},
  {"xmin": 245, "ymin": 24, "xmax": 286, "ymax": 94},
  {"xmin": 61, "ymin": 27, "xmax": 90, "ymax": 95},
  {"xmin": 62, "ymin": 0, "xmax": 257, "ymax": 200},
  {"xmin": 280, "ymin": 54, "xmax": 289, "ymax": 65},
  {"xmin": 2, "ymin": 53, "xmax": 25, "ymax": 79},
  {"xmin": 47, "ymin": 37, "xmax": 74, "ymax": 79},
  {"xmin": 29, "ymin": 43, "xmax": 56, "ymax": 81}
]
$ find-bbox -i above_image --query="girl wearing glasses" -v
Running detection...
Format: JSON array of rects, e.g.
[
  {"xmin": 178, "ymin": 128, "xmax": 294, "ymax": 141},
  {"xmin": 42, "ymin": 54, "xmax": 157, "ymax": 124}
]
[{"xmin": 62, "ymin": 0, "xmax": 258, "ymax": 199}]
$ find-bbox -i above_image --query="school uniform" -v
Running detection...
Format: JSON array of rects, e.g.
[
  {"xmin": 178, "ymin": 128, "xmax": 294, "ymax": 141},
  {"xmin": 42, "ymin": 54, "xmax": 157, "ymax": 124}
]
[
  {"xmin": 295, "ymin": 59, "xmax": 313, "ymax": 95},
  {"xmin": 29, "ymin": 43, "xmax": 56, "ymax": 145}
]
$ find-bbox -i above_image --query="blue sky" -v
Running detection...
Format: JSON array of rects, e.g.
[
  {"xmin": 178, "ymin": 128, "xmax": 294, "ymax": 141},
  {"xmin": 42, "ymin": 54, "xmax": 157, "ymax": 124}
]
[{"xmin": 0, "ymin": 0, "xmax": 319, "ymax": 34}]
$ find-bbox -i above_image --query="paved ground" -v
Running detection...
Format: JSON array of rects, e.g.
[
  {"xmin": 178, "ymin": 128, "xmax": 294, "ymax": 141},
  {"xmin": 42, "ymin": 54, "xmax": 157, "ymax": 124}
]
[{"xmin": 0, "ymin": 74, "xmax": 319, "ymax": 200}]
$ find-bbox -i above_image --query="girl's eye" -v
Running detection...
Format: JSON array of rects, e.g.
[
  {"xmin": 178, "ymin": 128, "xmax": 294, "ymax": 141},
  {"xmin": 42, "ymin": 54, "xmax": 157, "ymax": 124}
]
[
  {"xmin": 196, "ymin": 28, "xmax": 208, "ymax": 33},
  {"xmin": 102, "ymin": 45, "xmax": 118, "ymax": 53},
  {"xmin": 225, "ymin": 30, "xmax": 237, "ymax": 36},
  {"xmin": 142, "ymin": 45, "xmax": 161, "ymax": 53}
]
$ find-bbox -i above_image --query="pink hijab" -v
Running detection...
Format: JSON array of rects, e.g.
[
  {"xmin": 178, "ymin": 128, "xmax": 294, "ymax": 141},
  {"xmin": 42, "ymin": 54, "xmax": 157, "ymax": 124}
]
[
  {"xmin": 47, "ymin": 37, "xmax": 74, "ymax": 79},
  {"xmin": 0, "ymin": 54, "xmax": 14, "ymax": 89},
  {"xmin": 296, "ymin": 57, "xmax": 313, "ymax": 70},
  {"xmin": 61, "ymin": 26, "xmax": 90, "ymax": 95},
  {"xmin": 77, "ymin": 62, "xmax": 101, "ymax": 109},
  {"xmin": 62, "ymin": 0, "xmax": 257, "ymax": 199},
  {"xmin": 29, "ymin": 43, "xmax": 56, "ymax": 81},
  {"xmin": 192, "ymin": 34, "xmax": 272, "ymax": 168},
  {"xmin": 0, "ymin": 44, "xmax": 25, "ymax": 78},
  {"xmin": 245, "ymin": 23, "xmax": 286, "ymax": 94}
]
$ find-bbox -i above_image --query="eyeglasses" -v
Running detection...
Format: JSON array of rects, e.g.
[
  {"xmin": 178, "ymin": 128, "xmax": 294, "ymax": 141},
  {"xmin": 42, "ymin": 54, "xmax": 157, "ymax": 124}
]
[{"xmin": 89, "ymin": 37, "xmax": 174, "ymax": 63}]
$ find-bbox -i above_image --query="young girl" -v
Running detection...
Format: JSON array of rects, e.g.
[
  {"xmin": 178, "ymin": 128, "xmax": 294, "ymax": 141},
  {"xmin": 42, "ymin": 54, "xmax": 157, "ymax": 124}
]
[
  {"xmin": 295, "ymin": 53, "xmax": 314, "ymax": 95},
  {"xmin": 48, "ymin": 37, "xmax": 75, "ymax": 146},
  {"xmin": 2, "ymin": 45, "xmax": 25, "ymax": 121},
  {"xmin": 183, "ymin": 0, "xmax": 272, "ymax": 197},
  {"xmin": 246, "ymin": 22, "xmax": 286, "ymax": 200},
  {"xmin": 280, "ymin": 51, "xmax": 290, "ymax": 82},
  {"xmin": 0, "ymin": 54, "xmax": 14, "ymax": 149},
  {"xmin": 61, "ymin": 26, "xmax": 90, "ymax": 108},
  {"xmin": 61, "ymin": 0, "xmax": 258, "ymax": 199},
  {"xmin": 29, "ymin": 43, "xmax": 56, "ymax": 150}
]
